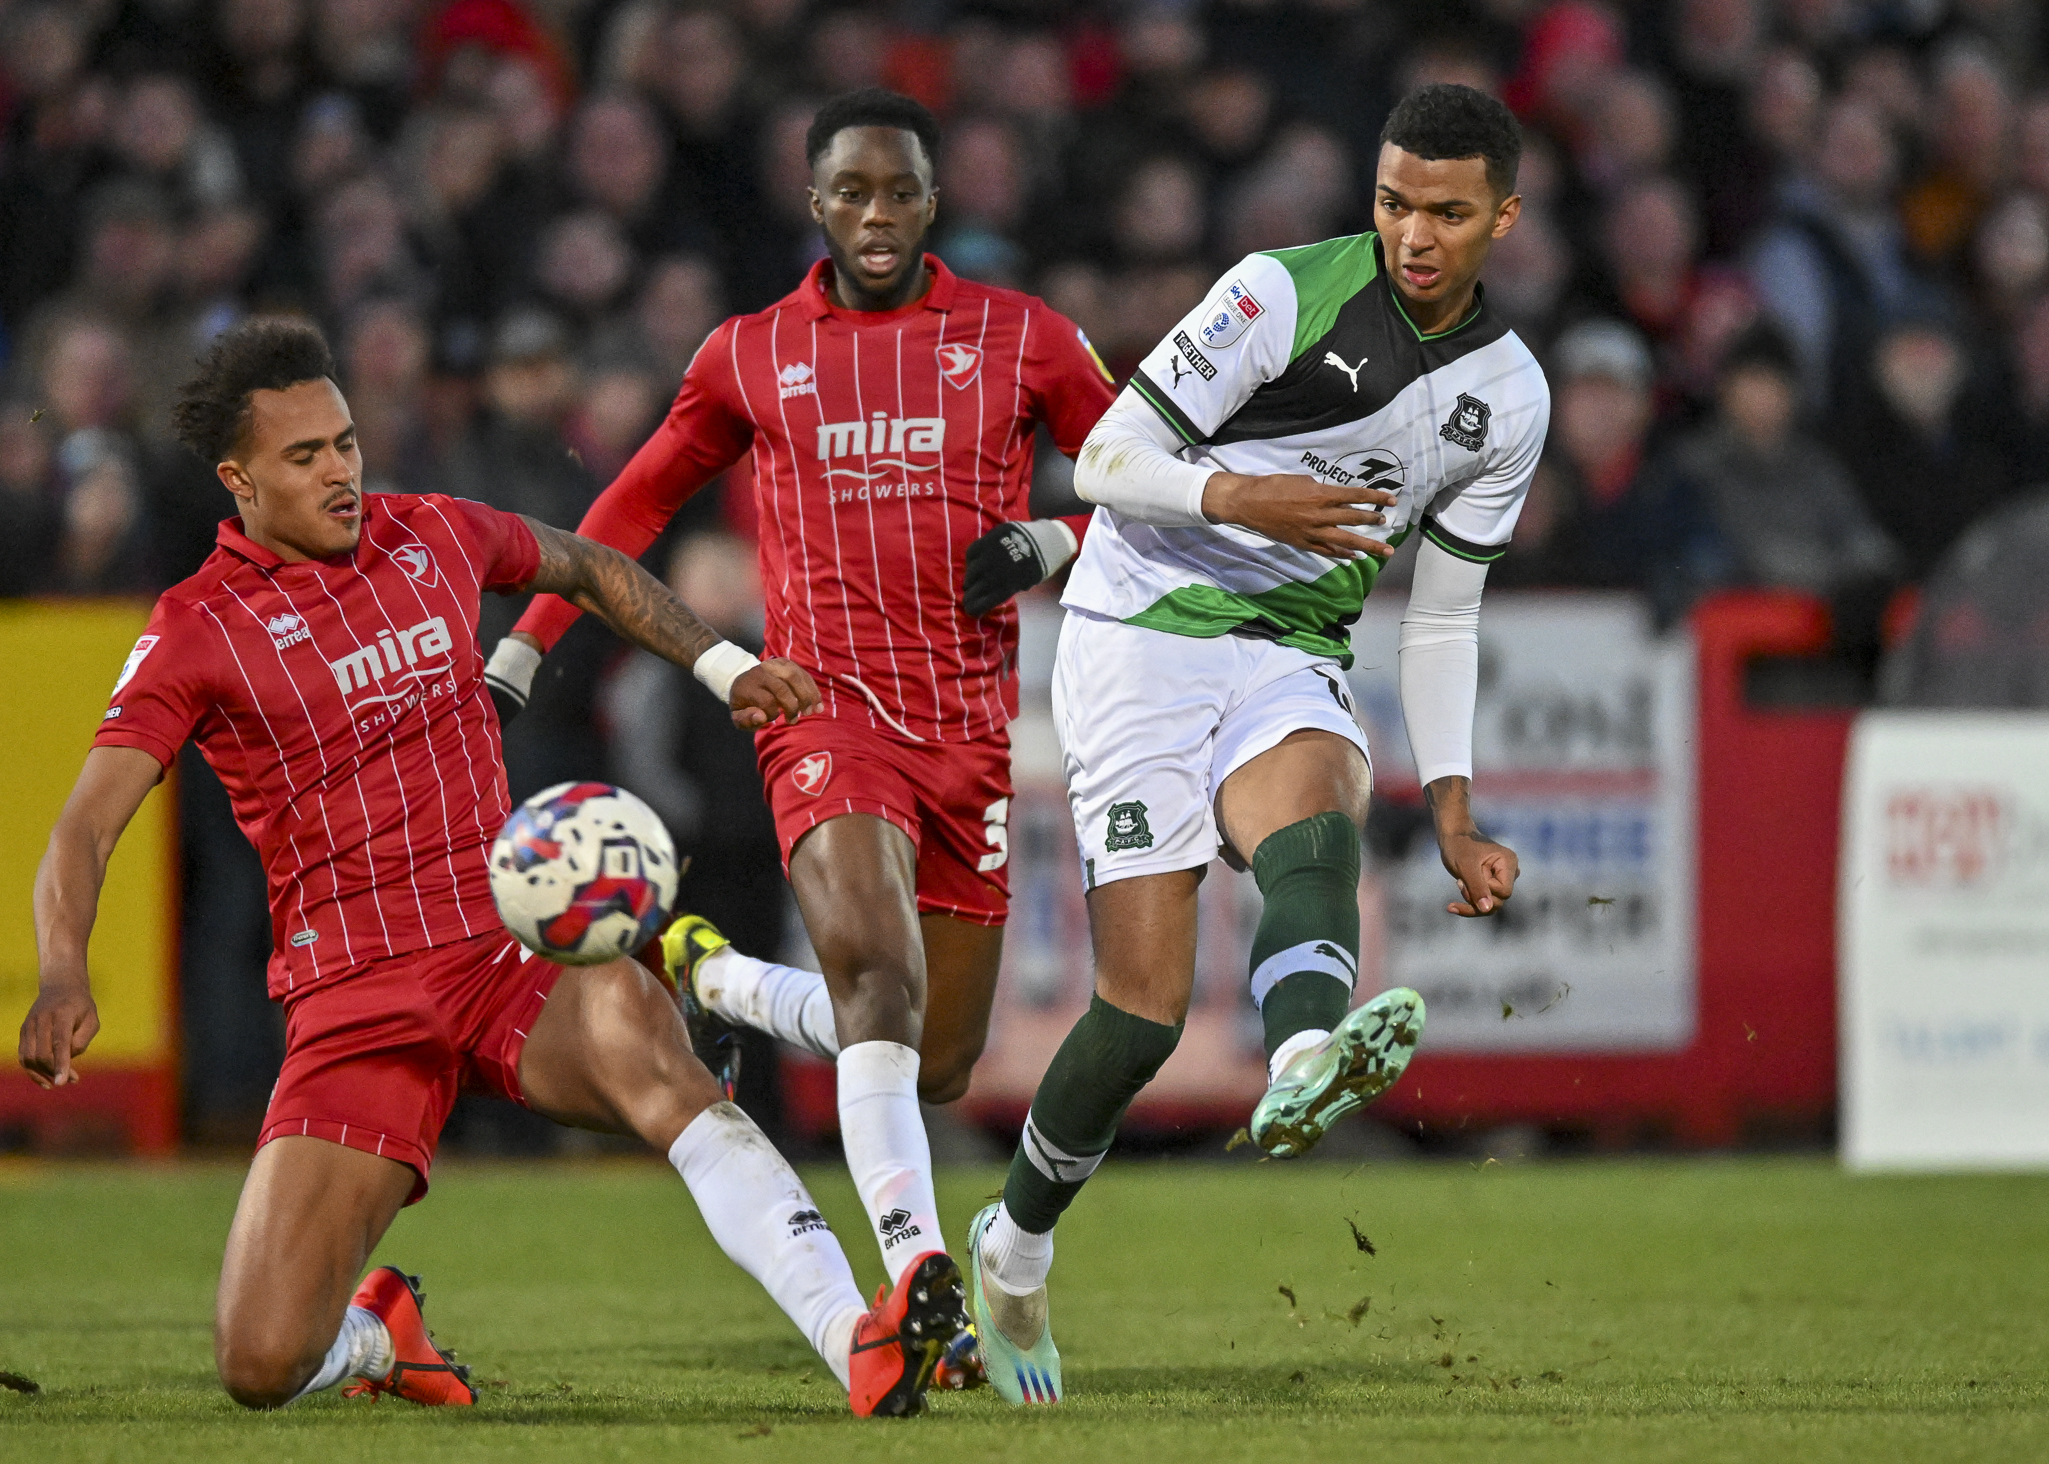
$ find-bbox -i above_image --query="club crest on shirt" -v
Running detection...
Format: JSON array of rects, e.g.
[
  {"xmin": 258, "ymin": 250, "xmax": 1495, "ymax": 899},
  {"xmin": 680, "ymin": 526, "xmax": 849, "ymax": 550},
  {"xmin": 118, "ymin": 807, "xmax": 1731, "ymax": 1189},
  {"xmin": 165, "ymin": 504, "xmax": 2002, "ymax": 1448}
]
[
  {"xmin": 391, "ymin": 543, "xmax": 439, "ymax": 586},
  {"xmin": 1439, "ymin": 393, "xmax": 1492, "ymax": 452},
  {"xmin": 937, "ymin": 342, "xmax": 983, "ymax": 390},
  {"xmin": 1198, "ymin": 279, "xmax": 1263, "ymax": 351},
  {"xmin": 792, "ymin": 751, "xmax": 832, "ymax": 796},
  {"xmin": 778, "ymin": 361, "xmax": 817, "ymax": 400}
]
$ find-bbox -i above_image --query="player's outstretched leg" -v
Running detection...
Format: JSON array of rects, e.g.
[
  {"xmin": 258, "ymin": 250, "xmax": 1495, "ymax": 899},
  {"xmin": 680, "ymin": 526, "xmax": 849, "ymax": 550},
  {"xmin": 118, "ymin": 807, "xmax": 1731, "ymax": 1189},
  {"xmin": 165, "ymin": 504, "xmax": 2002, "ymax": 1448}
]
[
  {"xmin": 516, "ymin": 957, "xmax": 899, "ymax": 1410},
  {"xmin": 667, "ymin": 909, "xmax": 1002, "ymax": 1106},
  {"xmin": 213, "ymin": 1135, "xmax": 440, "ymax": 1408},
  {"xmin": 1216, "ymin": 736, "xmax": 1423, "ymax": 1157},
  {"xmin": 975, "ymin": 870, "xmax": 1196, "ymax": 1404}
]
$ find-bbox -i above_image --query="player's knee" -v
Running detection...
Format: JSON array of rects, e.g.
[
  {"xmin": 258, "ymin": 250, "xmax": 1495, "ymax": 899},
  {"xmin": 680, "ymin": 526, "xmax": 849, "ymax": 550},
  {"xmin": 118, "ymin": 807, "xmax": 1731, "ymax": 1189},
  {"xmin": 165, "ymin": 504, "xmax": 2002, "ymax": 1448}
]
[
  {"xmin": 217, "ymin": 1341, "xmax": 313, "ymax": 1410},
  {"xmin": 917, "ymin": 1038, "xmax": 984, "ymax": 1105}
]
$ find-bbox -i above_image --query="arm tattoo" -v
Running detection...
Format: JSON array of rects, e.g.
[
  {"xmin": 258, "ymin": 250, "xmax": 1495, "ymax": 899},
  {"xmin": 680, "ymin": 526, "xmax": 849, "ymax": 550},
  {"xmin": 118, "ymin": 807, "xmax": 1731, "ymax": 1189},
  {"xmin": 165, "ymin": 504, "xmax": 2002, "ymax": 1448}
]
[
  {"xmin": 520, "ymin": 518, "xmax": 723, "ymax": 670},
  {"xmin": 1424, "ymin": 775, "xmax": 1492, "ymax": 843}
]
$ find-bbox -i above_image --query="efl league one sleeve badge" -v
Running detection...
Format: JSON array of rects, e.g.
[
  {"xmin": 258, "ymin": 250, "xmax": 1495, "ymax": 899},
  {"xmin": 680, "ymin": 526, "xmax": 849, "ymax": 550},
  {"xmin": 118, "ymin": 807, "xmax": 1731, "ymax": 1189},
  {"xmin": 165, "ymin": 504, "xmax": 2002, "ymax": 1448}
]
[{"xmin": 1439, "ymin": 393, "xmax": 1491, "ymax": 452}]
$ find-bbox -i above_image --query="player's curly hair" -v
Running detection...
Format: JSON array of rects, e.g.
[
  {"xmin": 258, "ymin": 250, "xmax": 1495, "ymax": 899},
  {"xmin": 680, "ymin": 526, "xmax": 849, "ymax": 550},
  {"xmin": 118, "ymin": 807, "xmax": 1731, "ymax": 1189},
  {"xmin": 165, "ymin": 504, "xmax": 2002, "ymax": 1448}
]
[
  {"xmin": 805, "ymin": 87, "xmax": 940, "ymax": 173},
  {"xmin": 171, "ymin": 316, "xmax": 336, "ymax": 462},
  {"xmin": 1380, "ymin": 84, "xmax": 1522, "ymax": 201}
]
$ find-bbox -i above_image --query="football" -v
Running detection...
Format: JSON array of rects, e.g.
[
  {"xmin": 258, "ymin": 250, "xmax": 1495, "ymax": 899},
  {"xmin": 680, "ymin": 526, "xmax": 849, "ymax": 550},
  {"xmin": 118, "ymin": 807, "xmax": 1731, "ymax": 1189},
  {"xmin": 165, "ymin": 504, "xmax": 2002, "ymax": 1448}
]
[{"xmin": 488, "ymin": 782, "xmax": 679, "ymax": 965}]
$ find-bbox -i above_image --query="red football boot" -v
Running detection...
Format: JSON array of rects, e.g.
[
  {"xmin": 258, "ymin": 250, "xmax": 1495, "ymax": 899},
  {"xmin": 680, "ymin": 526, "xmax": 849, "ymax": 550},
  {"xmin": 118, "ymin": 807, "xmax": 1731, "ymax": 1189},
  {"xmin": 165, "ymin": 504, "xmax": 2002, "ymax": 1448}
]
[
  {"xmin": 340, "ymin": 1266, "xmax": 476, "ymax": 1406},
  {"xmin": 848, "ymin": 1251, "xmax": 983, "ymax": 1417}
]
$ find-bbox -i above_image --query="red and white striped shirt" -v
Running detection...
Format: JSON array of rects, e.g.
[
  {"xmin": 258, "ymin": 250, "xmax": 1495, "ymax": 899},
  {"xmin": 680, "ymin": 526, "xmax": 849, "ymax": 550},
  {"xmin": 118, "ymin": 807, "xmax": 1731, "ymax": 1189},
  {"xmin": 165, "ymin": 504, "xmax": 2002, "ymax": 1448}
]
[
  {"xmin": 94, "ymin": 495, "xmax": 540, "ymax": 996},
  {"xmin": 515, "ymin": 255, "xmax": 1116, "ymax": 744}
]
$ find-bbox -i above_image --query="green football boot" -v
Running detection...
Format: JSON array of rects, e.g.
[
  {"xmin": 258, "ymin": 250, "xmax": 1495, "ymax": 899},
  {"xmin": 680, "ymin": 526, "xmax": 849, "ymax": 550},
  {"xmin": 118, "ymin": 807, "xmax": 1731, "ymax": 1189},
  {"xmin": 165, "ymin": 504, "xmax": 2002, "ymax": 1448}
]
[
  {"xmin": 1249, "ymin": 988, "xmax": 1425, "ymax": 1159},
  {"xmin": 660, "ymin": 914, "xmax": 743, "ymax": 1102},
  {"xmin": 966, "ymin": 1203, "xmax": 1063, "ymax": 1405}
]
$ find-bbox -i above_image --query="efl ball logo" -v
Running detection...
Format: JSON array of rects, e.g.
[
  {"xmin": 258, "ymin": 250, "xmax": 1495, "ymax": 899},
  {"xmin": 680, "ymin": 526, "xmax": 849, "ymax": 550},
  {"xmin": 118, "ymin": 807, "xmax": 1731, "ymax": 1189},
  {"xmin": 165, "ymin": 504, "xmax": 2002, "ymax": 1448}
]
[
  {"xmin": 489, "ymin": 782, "xmax": 678, "ymax": 964},
  {"xmin": 792, "ymin": 752, "xmax": 832, "ymax": 796}
]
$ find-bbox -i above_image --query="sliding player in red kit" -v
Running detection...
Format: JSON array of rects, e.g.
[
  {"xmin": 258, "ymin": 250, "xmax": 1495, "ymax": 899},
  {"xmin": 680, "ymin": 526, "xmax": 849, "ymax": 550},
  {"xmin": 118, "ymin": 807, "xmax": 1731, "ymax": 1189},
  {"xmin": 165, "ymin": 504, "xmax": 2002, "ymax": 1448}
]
[
  {"xmin": 484, "ymin": 90, "xmax": 1115, "ymax": 1310},
  {"xmin": 18, "ymin": 319, "xmax": 979, "ymax": 1420}
]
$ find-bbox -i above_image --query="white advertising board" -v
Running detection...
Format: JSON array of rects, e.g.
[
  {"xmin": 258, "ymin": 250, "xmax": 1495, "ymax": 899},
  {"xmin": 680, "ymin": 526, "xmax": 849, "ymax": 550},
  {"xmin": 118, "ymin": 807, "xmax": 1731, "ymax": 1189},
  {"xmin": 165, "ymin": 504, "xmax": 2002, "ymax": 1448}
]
[
  {"xmin": 1841, "ymin": 712, "xmax": 2049, "ymax": 1170},
  {"xmin": 1345, "ymin": 592, "xmax": 1697, "ymax": 1051}
]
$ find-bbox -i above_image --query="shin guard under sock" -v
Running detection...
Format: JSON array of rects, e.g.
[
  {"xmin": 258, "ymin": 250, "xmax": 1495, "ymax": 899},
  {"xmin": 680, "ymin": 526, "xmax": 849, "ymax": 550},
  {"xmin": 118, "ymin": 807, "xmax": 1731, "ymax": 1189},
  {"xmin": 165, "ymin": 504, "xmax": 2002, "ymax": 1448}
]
[
  {"xmin": 1000, "ymin": 994, "xmax": 1182, "ymax": 1235},
  {"xmin": 1249, "ymin": 812, "xmax": 1361, "ymax": 1060}
]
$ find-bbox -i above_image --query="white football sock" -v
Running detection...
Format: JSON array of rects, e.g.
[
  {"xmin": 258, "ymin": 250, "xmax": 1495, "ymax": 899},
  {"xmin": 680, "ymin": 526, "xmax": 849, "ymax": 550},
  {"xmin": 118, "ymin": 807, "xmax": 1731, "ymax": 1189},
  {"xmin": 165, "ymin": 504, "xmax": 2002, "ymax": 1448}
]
[
  {"xmin": 980, "ymin": 1201, "xmax": 1054, "ymax": 1295},
  {"xmin": 697, "ymin": 947, "xmax": 840, "ymax": 1060},
  {"xmin": 291, "ymin": 1304, "xmax": 392, "ymax": 1400},
  {"xmin": 668, "ymin": 1102, "xmax": 867, "ymax": 1389},
  {"xmin": 837, "ymin": 1040, "xmax": 944, "ymax": 1285},
  {"xmin": 1268, "ymin": 1027, "xmax": 1331, "ymax": 1083}
]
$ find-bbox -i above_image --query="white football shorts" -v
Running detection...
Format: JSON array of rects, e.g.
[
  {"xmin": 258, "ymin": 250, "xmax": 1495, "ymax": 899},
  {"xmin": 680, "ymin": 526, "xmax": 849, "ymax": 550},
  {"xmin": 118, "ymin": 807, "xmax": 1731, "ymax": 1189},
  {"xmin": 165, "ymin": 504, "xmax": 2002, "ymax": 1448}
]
[{"xmin": 1052, "ymin": 609, "xmax": 1371, "ymax": 889}]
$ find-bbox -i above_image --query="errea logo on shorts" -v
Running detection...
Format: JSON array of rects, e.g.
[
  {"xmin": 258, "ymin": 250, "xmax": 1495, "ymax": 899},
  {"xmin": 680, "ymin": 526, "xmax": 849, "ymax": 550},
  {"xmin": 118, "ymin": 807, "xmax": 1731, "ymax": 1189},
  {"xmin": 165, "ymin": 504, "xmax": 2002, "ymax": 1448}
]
[{"xmin": 328, "ymin": 616, "xmax": 453, "ymax": 696}]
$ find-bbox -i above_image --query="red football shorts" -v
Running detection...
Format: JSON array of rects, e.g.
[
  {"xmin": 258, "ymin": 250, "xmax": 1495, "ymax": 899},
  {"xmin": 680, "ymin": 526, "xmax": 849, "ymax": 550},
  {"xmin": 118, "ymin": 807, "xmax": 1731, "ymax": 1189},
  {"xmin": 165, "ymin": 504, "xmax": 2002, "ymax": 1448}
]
[
  {"xmin": 257, "ymin": 930, "xmax": 565, "ymax": 1203},
  {"xmin": 755, "ymin": 714, "xmax": 1013, "ymax": 926}
]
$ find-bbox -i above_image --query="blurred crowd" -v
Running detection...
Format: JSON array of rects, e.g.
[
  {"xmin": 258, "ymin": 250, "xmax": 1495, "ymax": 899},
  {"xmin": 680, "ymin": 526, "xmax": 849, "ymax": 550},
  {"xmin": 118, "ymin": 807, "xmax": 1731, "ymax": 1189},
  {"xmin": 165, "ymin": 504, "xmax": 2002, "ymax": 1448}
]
[
  {"xmin": 5, "ymin": 0, "xmax": 2049, "ymax": 657},
  {"xmin": 11, "ymin": 0, "xmax": 2048, "ymax": 1141}
]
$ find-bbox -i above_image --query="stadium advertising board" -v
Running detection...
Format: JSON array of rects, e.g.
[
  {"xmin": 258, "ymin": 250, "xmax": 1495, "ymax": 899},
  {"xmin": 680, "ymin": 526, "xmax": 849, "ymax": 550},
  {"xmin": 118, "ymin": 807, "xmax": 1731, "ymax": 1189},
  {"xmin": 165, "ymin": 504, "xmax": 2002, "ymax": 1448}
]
[
  {"xmin": 0, "ymin": 601, "xmax": 178, "ymax": 1149},
  {"xmin": 1841, "ymin": 713, "xmax": 2049, "ymax": 1169},
  {"xmin": 1345, "ymin": 593, "xmax": 1697, "ymax": 1052}
]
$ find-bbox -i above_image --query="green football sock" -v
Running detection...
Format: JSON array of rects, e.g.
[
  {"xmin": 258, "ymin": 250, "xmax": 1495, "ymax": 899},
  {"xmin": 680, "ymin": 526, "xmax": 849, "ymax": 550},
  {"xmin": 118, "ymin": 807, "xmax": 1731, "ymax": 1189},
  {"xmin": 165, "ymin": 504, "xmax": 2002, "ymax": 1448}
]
[
  {"xmin": 1249, "ymin": 812, "xmax": 1361, "ymax": 1059},
  {"xmin": 1000, "ymin": 994, "xmax": 1182, "ymax": 1234}
]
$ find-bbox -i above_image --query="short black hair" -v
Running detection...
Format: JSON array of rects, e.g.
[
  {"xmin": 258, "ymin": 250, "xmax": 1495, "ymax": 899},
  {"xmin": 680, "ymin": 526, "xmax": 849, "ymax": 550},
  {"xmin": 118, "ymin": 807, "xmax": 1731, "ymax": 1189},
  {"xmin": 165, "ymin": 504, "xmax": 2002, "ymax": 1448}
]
[
  {"xmin": 1719, "ymin": 321, "xmax": 1800, "ymax": 381},
  {"xmin": 172, "ymin": 317, "xmax": 335, "ymax": 462},
  {"xmin": 805, "ymin": 87, "xmax": 940, "ymax": 173},
  {"xmin": 1379, "ymin": 83, "xmax": 1522, "ymax": 200}
]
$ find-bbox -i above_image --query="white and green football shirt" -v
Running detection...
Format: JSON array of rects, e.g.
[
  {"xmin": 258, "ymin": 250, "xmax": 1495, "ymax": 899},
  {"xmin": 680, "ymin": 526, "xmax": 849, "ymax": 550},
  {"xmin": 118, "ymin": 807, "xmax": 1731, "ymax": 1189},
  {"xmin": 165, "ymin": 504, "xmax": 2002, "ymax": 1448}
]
[{"xmin": 1063, "ymin": 233, "xmax": 1550, "ymax": 665}]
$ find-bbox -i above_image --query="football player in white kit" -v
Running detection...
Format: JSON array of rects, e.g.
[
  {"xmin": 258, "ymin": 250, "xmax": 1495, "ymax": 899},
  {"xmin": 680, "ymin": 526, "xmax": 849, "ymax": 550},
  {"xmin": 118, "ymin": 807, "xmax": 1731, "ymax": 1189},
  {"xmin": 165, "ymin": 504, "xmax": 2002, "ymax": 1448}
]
[{"xmin": 963, "ymin": 84, "xmax": 1552, "ymax": 1404}]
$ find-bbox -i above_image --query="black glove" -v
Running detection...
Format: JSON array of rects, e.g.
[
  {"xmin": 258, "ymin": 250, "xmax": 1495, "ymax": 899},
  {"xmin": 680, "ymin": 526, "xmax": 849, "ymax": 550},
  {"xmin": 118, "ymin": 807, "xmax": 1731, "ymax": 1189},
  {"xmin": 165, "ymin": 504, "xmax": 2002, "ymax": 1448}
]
[
  {"xmin": 483, "ymin": 637, "xmax": 541, "ymax": 727},
  {"xmin": 486, "ymin": 679, "xmax": 526, "ymax": 728},
  {"xmin": 963, "ymin": 519, "xmax": 1078, "ymax": 616}
]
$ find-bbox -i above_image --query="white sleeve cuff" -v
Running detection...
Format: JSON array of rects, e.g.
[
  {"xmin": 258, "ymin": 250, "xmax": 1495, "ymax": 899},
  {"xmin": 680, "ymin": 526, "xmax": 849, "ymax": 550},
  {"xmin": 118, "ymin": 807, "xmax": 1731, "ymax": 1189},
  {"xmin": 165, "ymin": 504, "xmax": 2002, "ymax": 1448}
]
[
  {"xmin": 483, "ymin": 636, "xmax": 542, "ymax": 700},
  {"xmin": 1072, "ymin": 389, "xmax": 1213, "ymax": 526},
  {"xmin": 691, "ymin": 640, "xmax": 761, "ymax": 704},
  {"xmin": 1021, "ymin": 516, "xmax": 1079, "ymax": 574}
]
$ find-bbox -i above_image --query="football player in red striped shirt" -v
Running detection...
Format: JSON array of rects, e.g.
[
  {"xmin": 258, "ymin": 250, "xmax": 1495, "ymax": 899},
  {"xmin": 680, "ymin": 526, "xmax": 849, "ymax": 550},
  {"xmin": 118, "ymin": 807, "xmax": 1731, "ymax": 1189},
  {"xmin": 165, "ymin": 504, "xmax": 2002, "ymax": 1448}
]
[
  {"xmin": 484, "ymin": 90, "xmax": 1116, "ymax": 1302},
  {"xmin": 16, "ymin": 320, "xmax": 969, "ymax": 1418}
]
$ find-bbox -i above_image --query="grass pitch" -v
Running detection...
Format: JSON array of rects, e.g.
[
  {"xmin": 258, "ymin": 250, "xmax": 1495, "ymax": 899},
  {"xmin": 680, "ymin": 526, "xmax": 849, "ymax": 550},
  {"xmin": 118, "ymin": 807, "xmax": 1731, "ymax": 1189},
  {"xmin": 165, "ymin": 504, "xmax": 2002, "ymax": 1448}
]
[{"xmin": 1, "ymin": 1152, "xmax": 2045, "ymax": 1462}]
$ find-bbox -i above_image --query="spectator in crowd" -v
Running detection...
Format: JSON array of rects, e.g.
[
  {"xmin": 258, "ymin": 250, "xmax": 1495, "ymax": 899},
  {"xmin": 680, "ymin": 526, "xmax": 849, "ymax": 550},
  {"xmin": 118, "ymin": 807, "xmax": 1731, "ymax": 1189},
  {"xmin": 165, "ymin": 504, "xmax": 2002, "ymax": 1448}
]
[
  {"xmin": 1498, "ymin": 319, "xmax": 1705, "ymax": 621},
  {"xmin": 0, "ymin": 401, "xmax": 61, "ymax": 596},
  {"xmin": 2007, "ymin": 293, "xmax": 2049, "ymax": 486},
  {"xmin": 1651, "ymin": 323, "xmax": 1901, "ymax": 661},
  {"xmin": 1830, "ymin": 313, "xmax": 2016, "ymax": 569},
  {"xmin": 1747, "ymin": 95, "xmax": 1930, "ymax": 410},
  {"xmin": 1881, "ymin": 490, "xmax": 2049, "ymax": 708}
]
